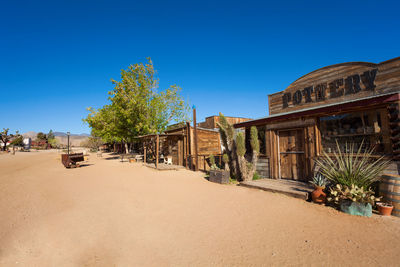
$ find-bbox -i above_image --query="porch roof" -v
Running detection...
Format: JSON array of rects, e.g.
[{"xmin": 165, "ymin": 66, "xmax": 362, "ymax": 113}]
[
  {"xmin": 234, "ymin": 92, "xmax": 400, "ymax": 128},
  {"xmin": 138, "ymin": 133, "xmax": 186, "ymax": 139}
]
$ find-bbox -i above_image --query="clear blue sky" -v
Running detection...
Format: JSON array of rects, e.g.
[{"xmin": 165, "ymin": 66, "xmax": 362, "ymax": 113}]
[{"xmin": 1, "ymin": 0, "xmax": 399, "ymax": 134}]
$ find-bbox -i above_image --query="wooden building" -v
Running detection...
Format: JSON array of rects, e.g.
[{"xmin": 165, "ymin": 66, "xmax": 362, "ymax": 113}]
[
  {"xmin": 235, "ymin": 57, "xmax": 400, "ymax": 181},
  {"xmin": 198, "ymin": 115, "xmax": 251, "ymax": 129},
  {"xmin": 140, "ymin": 115, "xmax": 250, "ymax": 170}
]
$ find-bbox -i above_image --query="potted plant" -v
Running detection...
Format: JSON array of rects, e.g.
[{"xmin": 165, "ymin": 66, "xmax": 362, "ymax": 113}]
[
  {"xmin": 328, "ymin": 184, "xmax": 380, "ymax": 217},
  {"xmin": 209, "ymin": 154, "xmax": 230, "ymax": 184},
  {"xmin": 315, "ymin": 141, "xmax": 390, "ymax": 217},
  {"xmin": 376, "ymin": 202, "xmax": 393, "ymax": 216},
  {"xmin": 310, "ymin": 173, "xmax": 328, "ymax": 204}
]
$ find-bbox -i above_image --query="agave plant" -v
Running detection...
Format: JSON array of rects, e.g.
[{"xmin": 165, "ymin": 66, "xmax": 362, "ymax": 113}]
[
  {"xmin": 315, "ymin": 141, "xmax": 390, "ymax": 189},
  {"xmin": 310, "ymin": 173, "xmax": 328, "ymax": 187}
]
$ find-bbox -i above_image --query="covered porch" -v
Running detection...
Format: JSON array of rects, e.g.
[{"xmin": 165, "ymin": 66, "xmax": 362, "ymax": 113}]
[{"xmin": 139, "ymin": 132, "xmax": 189, "ymax": 170}]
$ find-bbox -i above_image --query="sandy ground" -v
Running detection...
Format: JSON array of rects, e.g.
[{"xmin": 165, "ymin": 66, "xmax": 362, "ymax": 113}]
[{"xmin": 0, "ymin": 151, "xmax": 399, "ymax": 266}]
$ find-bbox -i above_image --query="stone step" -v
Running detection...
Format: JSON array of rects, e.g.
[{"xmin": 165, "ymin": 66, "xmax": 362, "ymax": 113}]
[{"xmin": 240, "ymin": 179, "xmax": 313, "ymax": 200}]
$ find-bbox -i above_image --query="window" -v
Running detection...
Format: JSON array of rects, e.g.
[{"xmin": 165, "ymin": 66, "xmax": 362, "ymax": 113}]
[{"xmin": 319, "ymin": 110, "xmax": 390, "ymax": 154}]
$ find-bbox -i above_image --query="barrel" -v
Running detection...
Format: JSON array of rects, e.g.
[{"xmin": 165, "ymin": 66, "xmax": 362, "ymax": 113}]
[{"xmin": 380, "ymin": 174, "xmax": 400, "ymax": 217}]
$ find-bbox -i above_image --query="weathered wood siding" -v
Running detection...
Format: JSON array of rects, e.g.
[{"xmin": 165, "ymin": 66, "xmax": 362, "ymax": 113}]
[
  {"xmin": 256, "ymin": 156, "xmax": 270, "ymax": 178},
  {"xmin": 190, "ymin": 127, "xmax": 221, "ymax": 155},
  {"xmin": 269, "ymin": 58, "xmax": 400, "ymax": 115},
  {"xmin": 198, "ymin": 116, "xmax": 252, "ymax": 129}
]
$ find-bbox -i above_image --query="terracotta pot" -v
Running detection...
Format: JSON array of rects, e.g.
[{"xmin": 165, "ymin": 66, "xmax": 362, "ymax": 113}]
[
  {"xmin": 311, "ymin": 185, "xmax": 326, "ymax": 204},
  {"xmin": 377, "ymin": 204, "xmax": 393, "ymax": 216}
]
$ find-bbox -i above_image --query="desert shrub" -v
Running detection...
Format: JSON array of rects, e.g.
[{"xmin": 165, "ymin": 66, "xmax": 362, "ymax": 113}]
[
  {"xmin": 328, "ymin": 184, "xmax": 380, "ymax": 205},
  {"xmin": 253, "ymin": 172, "xmax": 261, "ymax": 180}
]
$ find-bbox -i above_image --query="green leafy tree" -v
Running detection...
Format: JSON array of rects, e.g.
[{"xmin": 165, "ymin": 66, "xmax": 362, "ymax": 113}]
[
  {"xmin": 48, "ymin": 138, "xmax": 59, "ymax": 148},
  {"xmin": 47, "ymin": 130, "xmax": 55, "ymax": 140},
  {"xmin": 80, "ymin": 137, "xmax": 104, "ymax": 151},
  {"xmin": 84, "ymin": 58, "xmax": 189, "ymax": 153},
  {"xmin": 46, "ymin": 130, "xmax": 57, "ymax": 148},
  {"xmin": 0, "ymin": 128, "xmax": 12, "ymax": 151},
  {"xmin": 10, "ymin": 134, "xmax": 24, "ymax": 147},
  {"xmin": 0, "ymin": 129, "xmax": 23, "ymax": 151},
  {"xmin": 36, "ymin": 132, "xmax": 47, "ymax": 141},
  {"xmin": 84, "ymin": 105, "xmax": 121, "ymax": 144}
]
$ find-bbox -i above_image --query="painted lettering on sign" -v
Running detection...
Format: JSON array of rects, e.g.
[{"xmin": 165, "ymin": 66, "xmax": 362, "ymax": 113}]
[{"xmin": 282, "ymin": 69, "xmax": 378, "ymax": 108}]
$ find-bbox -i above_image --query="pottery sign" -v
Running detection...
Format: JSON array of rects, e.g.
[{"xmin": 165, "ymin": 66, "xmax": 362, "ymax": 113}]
[{"xmin": 282, "ymin": 69, "xmax": 378, "ymax": 108}]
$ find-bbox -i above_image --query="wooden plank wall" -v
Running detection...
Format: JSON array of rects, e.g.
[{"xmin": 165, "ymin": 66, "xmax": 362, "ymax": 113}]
[
  {"xmin": 198, "ymin": 116, "xmax": 252, "ymax": 129},
  {"xmin": 256, "ymin": 156, "xmax": 270, "ymax": 178},
  {"xmin": 190, "ymin": 128, "xmax": 221, "ymax": 155},
  {"xmin": 269, "ymin": 58, "xmax": 400, "ymax": 115},
  {"xmin": 189, "ymin": 127, "xmax": 221, "ymax": 170}
]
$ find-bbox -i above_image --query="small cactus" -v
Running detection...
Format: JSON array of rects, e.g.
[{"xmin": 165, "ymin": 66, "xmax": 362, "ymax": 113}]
[
  {"xmin": 222, "ymin": 154, "xmax": 229, "ymax": 164},
  {"xmin": 209, "ymin": 154, "xmax": 218, "ymax": 170}
]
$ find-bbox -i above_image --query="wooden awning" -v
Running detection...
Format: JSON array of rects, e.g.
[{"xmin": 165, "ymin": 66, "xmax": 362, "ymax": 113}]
[
  {"xmin": 234, "ymin": 92, "xmax": 400, "ymax": 128},
  {"xmin": 138, "ymin": 133, "xmax": 186, "ymax": 139}
]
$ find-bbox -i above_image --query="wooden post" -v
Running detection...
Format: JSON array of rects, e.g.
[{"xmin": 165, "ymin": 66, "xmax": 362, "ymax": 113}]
[
  {"xmin": 156, "ymin": 135, "xmax": 159, "ymax": 169},
  {"xmin": 185, "ymin": 135, "xmax": 188, "ymax": 169},
  {"xmin": 186, "ymin": 122, "xmax": 191, "ymax": 169},
  {"xmin": 144, "ymin": 145, "xmax": 147, "ymax": 164},
  {"xmin": 178, "ymin": 138, "xmax": 182, "ymax": 165},
  {"xmin": 193, "ymin": 107, "xmax": 199, "ymax": 171}
]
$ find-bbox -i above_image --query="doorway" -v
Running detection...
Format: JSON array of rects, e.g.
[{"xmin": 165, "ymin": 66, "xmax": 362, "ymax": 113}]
[{"xmin": 278, "ymin": 129, "xmax": 305, "ymax": 181}]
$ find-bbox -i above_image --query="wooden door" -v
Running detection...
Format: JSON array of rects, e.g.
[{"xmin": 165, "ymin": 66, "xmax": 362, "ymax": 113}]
[{"xmin": 279, "ymin": 129, "xmax": 305, "ymax": 180}]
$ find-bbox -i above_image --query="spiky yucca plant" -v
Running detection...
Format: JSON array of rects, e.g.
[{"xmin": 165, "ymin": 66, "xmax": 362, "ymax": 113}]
[{"xmin": 315, "ymin": 141, "xmax": 390, "ymax": 189}]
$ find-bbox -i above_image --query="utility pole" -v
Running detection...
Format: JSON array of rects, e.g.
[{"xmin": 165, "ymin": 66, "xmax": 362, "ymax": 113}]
[{"xmin": 67, "ymin": 132, "xmax": 70, "ymax": 155}]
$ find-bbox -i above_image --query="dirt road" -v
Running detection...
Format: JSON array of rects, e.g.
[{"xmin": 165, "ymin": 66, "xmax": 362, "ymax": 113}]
[{"xmin": 1, "ymin": 151, "xmax": 399, "ymax": 266}]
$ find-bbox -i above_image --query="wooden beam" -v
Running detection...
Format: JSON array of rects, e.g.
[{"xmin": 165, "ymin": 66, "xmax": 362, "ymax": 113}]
[
  {"xmin": 184, "ymin": 135, "xmax": 188, "ymax": 169},
  {"xmin": 234, "ymin": 93, "xmax": 400, "ymax": 129},
  {"xmin": 178, "ymin": 138, "xmax": 182, "ymax": 166},
  {"xmin": 193, "ymin": 108, "xmax": 199, "ymax": 171},
  {"xmin": 186, "ymin": 122, "xmax": 191, "ymax": 169},
  {"xmin": 144, "ymin": 146, "xmax": 146, "ymax": 164},
  {"xmin": 155, "ymin": 135, "xmax": 159, "ymax": 169}
]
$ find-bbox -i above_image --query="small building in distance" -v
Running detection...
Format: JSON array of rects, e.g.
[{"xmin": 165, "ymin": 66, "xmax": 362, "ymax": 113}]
[
  {"xmin": 140, "ymin": 115, "xmax": 252, "ymax": 170},
  {"xmin": 197, "ymin": 115, "xmax": 252, "ymax": 130},
  {"xmin": 23, "ymin": 137, "xmax": 31, "ymax": 150}
]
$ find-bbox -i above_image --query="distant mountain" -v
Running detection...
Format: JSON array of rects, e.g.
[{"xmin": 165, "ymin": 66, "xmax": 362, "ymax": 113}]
[
  {"xmin": 22, "ymin": 131, "xmax": 37, "ymax": 138},
  {"xmin": 55, "ymin": 135, "xmax": 89, "ymax": 146},
  {"xmin": 22, "ymin": 131, "xmax": 90, "ymax": 138}
]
